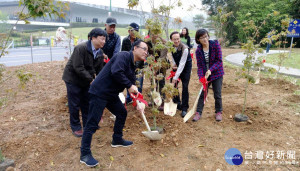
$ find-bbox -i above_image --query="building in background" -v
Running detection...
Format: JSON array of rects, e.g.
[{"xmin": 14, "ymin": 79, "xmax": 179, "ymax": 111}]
[{"xmin": 0, "ymin": 0, "xmax": 195, "ymax": 31}]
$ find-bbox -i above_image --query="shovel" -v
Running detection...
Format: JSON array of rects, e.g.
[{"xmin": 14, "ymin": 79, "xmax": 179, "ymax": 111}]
[
  {"xmin": 164, "ymin": 98, "xmax": 177, "ymax": 116},
  {"xmin": 164, "ymin": 81, "xmax": 179, "ymax": 116},
  {"xmin": 183, "ymin": 85, "xmax": 203, "ymax": 123},
  {"xmin": 137, "ymin": 101, "xmax": 163, "ymax": 141}
]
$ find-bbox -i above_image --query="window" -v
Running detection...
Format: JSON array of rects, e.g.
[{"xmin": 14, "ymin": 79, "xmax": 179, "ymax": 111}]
[
  {"xmin": 92, "ymin": 18, "xmax": 98, "ymax": 23},
  {"xmin": 76, "ymin": 17, "xmax": 82, "ymax": 22}
]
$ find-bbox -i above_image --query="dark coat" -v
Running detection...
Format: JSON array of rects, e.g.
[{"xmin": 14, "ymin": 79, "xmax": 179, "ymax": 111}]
[
  {"xmin": 62, "ymin": 40, "xmax": 104, "ymax": 87},
  {"xmin": 102, "ymin": 32, "xmax": 120, "ymax": 59},
  {"xmin": 89, "ymin": 51, "xmax": 136, "ymax": 101},
  {"xmin": 121, "ymin": 35, "xmax": 135, "ymax": 51}
]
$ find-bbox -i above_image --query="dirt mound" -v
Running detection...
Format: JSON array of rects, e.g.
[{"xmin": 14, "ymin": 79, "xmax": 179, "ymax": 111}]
[{"xmin": 0, "ymin": 50, "xmax": 299, "ymax": 170}]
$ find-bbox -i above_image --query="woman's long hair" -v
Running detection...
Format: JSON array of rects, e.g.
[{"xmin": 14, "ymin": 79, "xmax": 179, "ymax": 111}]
[{"xmin": 180, "ymin": 27, "xmax": 189, "ymax": 39}]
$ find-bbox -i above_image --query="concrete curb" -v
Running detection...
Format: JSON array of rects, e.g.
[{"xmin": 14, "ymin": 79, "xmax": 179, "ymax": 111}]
[{"xmin": 225, "ymin": 50, "xmax": 300, "ymax": 78}]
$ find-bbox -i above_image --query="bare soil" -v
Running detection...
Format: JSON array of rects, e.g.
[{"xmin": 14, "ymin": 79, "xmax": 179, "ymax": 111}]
[{"xmin": 0, "ymin": 48, "xmax": 299, "ymax": 170}]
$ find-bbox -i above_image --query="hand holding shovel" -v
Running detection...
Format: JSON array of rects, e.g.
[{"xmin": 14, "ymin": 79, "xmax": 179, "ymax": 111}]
[
  {"xmin": 131, "ymin": 93, "xmax": 163, "ymax": 141},
  {"xmin": 183, "ymin": 75, "xmax": 209, "ymax": 123}
]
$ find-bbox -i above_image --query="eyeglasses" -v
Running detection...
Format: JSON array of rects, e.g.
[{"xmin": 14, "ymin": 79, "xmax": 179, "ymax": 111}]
[
  {"xmin": 137, "ymin": 46, "xmax": 147, "ymax": 51},
  {"xmin": 199, "ymin": 35, "xmax": 209, "ymax": 40},
  {"xmin": 137, "ymin": 46, "xmax": 149, "ymax": 54}
]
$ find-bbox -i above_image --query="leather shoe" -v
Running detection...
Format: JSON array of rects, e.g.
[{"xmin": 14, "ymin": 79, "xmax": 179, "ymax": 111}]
[{"xmin": 181, "ymin": 111, "xmax": 187, "ymax": 118}]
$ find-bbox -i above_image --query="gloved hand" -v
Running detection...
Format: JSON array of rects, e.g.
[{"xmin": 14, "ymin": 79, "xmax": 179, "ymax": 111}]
[
  {"xmin": 136, "ymin": 101, "xmax": 145, "ymax": 113},
  {"xmin": 128, "ymin": 85, "xmax": 138, "ymax": 94}
]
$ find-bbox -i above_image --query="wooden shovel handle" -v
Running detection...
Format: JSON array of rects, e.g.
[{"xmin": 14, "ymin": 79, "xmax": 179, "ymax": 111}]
[
  {"xmin": 137, "ymin": 101, "xmax": 151, "ymax": 131},
  {"xmin": 183, "ymin": 85, "xmax": 203, "ymax": 123}
]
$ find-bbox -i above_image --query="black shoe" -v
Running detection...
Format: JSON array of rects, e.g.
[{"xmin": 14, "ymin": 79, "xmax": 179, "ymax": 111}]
[
  {"xmin": 80, "ymin": 154, "xmax": 99, "ymax": 167},
  {"xmin": 181, "ymin": 111, "xmax": 187, "ymax": 118},
  {"xmin": 111, "ymin": 139, "xmax": 133, "ymax": 148}
]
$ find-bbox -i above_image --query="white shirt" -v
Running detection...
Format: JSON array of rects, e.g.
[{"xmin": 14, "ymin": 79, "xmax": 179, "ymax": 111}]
[{"xmin": 172, "ymin": 47, "xmax": 189, "ymax": 80}]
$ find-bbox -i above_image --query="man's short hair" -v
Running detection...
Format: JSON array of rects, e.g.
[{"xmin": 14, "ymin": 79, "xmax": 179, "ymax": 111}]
[
  {"xmin": 89, "ymin": 28, "xmax": 107, "ymax": 40},
  {"xmin": 131, "ymin": 40, "xmax": 145, "ymax": 51},
  {"xmin": 170, "ymin": 31, "xmax": 180, "ymax": 40}
]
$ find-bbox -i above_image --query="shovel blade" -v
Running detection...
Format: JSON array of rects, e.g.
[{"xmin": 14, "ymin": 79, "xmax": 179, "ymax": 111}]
[
  {"xmin": 183, "ymin": 106, "xmax": 196, "ymax": 123},
  {"xmin": 183, "ymin": 86, "xmax": 203, "ymax": 123},
  {"xmin": 142, "ymin": 131, "xmax": 163, "ymax": 141},
  {"xmin": 164, "ymin": 101, "xmax": 177, "ymax": 116}
]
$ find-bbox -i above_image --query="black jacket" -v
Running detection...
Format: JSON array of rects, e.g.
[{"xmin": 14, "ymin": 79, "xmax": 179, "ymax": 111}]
[
  {"xmin": 102, "ymin": 32, "xmax": 120, "ymax": 59},
  {"xmin": 62, "ymin": 40, "xmax": 104, "ymax": 87},
  {"xmin": 89, "ymin": 51, "xmax": 136, "ymax": 101},
  {"xmin": 121, "ymin": 35, "xmax": 135, "ymax": 51}
]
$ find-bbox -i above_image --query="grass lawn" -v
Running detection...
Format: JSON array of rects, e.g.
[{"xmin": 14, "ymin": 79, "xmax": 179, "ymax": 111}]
[
  {"xmin": 39, "ymin": 27, "xmax": 148, "ymax": 39},
  {"xmin": 265, "ymin": 48, "xmax": 300, "ymax": 69},
  {"xmin": 11, "ymin": 27, "xmax": 199, "ymax": 41}
]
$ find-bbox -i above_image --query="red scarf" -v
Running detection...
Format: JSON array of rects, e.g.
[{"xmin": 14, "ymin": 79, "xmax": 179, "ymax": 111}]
[
  {"xmin": 166, "ymin": 70, "xmax": 181, "ymax": 81},
  {"xmin": 130, "ymin": 92, "xmax": 148, "ymax": 107},
  {"xmin": 199, "ymin": 77, "xmax": 209, "ymax": 104},
  {"xmin": 104, "ymin": 57, "xmax": 110, "ymax": 63}
]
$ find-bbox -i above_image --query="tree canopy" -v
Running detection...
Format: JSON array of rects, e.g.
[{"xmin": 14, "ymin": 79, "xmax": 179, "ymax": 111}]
[{"xmin": 203, "ymin": 0, "xmax": 299, "ymax": 46}]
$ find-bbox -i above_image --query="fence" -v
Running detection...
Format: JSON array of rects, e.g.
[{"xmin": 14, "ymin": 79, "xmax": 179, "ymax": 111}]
[{"xmin": 8, "ymin": 37, "xmax": 84, "ymax": 49}]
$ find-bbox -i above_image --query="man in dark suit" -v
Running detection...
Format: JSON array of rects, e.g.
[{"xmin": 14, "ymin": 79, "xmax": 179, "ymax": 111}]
[
  {"xmin": 80, "ymin": 40, "xmax": 148, "ymax": 167},
  {"xmin": 62, "ymin": 28, "xmax": 106, "ymax": 137}
]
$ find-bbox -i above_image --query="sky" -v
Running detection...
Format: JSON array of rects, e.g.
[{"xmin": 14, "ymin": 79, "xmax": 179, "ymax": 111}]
[{"xmin": 67, "ymin": 0, "xmax": 207, "ymax": 22}]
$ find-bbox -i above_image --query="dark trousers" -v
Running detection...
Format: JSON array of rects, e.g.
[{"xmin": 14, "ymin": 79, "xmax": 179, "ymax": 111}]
[
  {"xmin": 149, "ymin": 72, "xmax": 166, "ymax": 100},
  {"xmin": 172, "ymin": 61, "xmax": 192, "ymax": 111},
  {"xmin": 81, "ymin": 94, "xmax": 127, "ymax": 156},
  {"xmin": 156, "ymin": 77, "xmax": 165, "ymax": 100},
  {"xmin": 65, "ymin": 82, "xmax": 89, "ymax": 132},
  {"xmin": 196, "ymin": 76, "xmax": 223, "ymax": 114},
  {"xmin": 155, "ymin": 70, "xmax": 166, "ymax": 99}
]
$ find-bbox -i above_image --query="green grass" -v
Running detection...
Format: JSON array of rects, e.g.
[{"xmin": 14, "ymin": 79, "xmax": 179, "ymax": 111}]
[
  {"xmin": 10, "ymin": 27, "xmax": 148, "ymax": 40},
  {"xmin": 35, "ymin": 27, "xmax": 138, "ymax": 39},
  {"xmin": 264, "ymin": 48, "xmax": 300, "ymax": 69},
  {"xmin": 10, "ymin": 27, "xmax": 198, "ymax": 41},
  {"xmin": 224, "ymin": 54, "xmax": 300, "ymax": 91}
]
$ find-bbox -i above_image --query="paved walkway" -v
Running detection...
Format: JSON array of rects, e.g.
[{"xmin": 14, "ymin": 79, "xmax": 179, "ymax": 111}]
[{"xmin": 225, "ymin": 50, "xmax": 300, "ymax": 78}]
